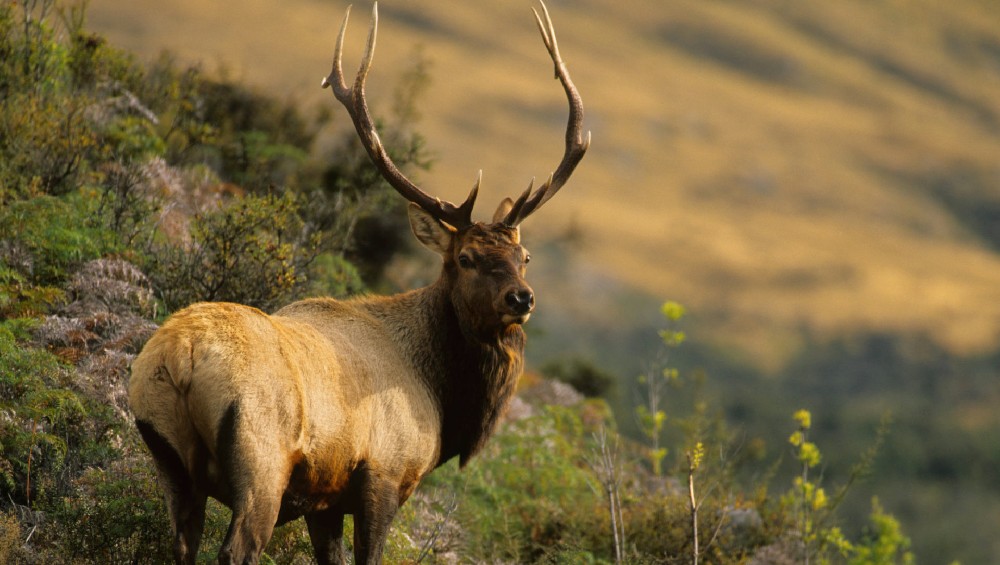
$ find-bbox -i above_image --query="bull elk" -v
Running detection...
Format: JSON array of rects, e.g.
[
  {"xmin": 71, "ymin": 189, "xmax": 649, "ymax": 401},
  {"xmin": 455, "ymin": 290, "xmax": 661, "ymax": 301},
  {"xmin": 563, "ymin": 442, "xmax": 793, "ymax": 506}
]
[{"xmin": 128, "ymin": 2, "xmax": 589, "ymax": 563}]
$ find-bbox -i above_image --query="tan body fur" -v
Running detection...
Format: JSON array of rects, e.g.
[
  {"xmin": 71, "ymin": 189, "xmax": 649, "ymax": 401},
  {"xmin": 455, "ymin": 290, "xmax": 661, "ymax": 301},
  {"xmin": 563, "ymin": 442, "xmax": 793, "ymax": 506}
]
[{"xmin": 129, "ymin": 295, "xmax": 444, "ymax": 516}]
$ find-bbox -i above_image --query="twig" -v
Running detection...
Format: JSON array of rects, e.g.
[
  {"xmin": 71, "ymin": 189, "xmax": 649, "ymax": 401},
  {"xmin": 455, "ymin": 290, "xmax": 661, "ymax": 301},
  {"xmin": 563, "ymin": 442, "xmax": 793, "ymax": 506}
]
[
  {"xmin": 686, "ymin": 446, "xmax": 701, "ymax": 565},
  {"xmin": 26, "ymin": 417, "xmax": 37, "ymax": 507},
  {"xmin": 414, "ymin": 487, "xmax": 461, "ymax": 563},
  {"xmin": 586, "ymin": 425, "xmax": 625, "ymax": 564}
]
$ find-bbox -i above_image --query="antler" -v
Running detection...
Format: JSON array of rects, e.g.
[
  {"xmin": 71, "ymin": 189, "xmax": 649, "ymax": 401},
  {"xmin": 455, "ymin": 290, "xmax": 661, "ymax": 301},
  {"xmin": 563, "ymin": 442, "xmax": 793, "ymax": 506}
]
[
  {"xmin": 322, "ymin": 3, "xmax": 479, "ymax": 229},
  {"xmin": 503, "ymin": 0, "xmax": 591, "ymax": 226},
  {"xmin": 323, "ymin": 2, "xmax": 587, "ymax": 229}
]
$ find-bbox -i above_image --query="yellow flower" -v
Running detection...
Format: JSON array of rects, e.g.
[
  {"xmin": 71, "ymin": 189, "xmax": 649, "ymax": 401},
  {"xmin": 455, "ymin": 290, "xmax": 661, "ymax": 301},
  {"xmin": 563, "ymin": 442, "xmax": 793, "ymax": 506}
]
[
  {"xmin": 798, "ymin": 441, "xmax": 822, "ymax": 468},
  {"xmin": 661, "ymin": 301, "xmax": 686, "ymax": 321},
  {"xmin": 812, "ymin": 487, "xmax": 828, "ymax": 510},
  {"xmin": 793, "ymin": 409, "xmax": 812, "ymax": 430}
]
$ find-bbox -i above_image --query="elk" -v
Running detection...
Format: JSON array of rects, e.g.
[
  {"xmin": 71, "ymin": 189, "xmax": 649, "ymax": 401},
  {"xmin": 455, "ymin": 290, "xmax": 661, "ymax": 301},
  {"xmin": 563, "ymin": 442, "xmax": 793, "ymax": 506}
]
[{"xmin": 128, "ymin": 2, "xmax": 589, "ymax": 563}]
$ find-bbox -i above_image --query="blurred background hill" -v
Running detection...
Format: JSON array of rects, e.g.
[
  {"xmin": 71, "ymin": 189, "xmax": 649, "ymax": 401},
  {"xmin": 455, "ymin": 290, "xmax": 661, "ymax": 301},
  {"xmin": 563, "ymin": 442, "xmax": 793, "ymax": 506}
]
[{"xmin": 86, "ymin": 0, "xmax": 1000, "ymax": 561}]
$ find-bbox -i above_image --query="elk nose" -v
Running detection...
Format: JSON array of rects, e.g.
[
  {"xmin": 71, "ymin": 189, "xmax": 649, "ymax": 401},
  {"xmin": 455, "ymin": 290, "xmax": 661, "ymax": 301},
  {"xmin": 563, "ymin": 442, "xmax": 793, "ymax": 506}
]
[{"xmin": 505, "ymin": 289, "xmax": 535, "ymax": 315}]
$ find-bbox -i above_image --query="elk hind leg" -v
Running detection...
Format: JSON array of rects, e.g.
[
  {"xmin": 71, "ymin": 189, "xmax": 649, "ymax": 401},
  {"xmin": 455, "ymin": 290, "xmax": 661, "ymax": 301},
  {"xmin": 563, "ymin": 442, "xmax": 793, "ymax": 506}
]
[
  {"xmin": 135, "ymin": 420, "xmax": 208, "ymax": 565},
  {"xmin": 218, "ymin": 497, "xmax": 282, "ymax": 565},
  {"xmin": 216, "ymin": 402, "xmax": 287, "ymax": 565}
]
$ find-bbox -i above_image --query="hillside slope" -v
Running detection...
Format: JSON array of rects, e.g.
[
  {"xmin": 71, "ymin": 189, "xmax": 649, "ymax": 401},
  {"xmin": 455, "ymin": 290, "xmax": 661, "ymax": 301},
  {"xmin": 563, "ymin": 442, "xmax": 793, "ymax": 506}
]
[{"xmin": 89, "ymin": 0, "xmax": 1000, "ymax": 370}]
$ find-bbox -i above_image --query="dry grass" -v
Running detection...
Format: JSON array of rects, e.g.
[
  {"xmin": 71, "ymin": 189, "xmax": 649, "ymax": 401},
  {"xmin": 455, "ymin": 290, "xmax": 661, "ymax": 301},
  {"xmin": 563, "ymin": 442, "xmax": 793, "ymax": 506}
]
[{"xmin": 87, "ymin": 0, "xmax": 1000, "ymax": 368}]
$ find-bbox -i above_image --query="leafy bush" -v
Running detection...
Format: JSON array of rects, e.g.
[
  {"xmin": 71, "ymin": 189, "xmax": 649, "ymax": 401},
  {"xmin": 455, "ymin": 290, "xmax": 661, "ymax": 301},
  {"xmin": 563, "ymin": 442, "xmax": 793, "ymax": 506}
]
[
  {"xmin": 139, "ymin": 57, "xmax": 319, "ymax": 191},
  {"xmin": 50, "ymin": 458, "xmax": 173, "ymax": 564},
  {"xmin": 0, "ymin": 510, "xmax": 23, "ymax": 564},
  {"xmin": 415, "ymin": 405, "xmax": 606, "ymax": 562},
  {"xmin": 0, "ymin": 90, "xmax": 98, "ymax": 196},
  {"xmin": 0, "ymin": 264, "xmax": 64, "ymax": 320},
  {"xmin": 0, "ymin": 1, "xmax": 158, "ymax": 201},
  {"xmin": 542, "ymin": 357, "xmax": 616, "ymax": 398},
  {"xmin": 146, "ymin": 191, "xmax": 321, "ymax": 312},
  {"xmin": 0, "ymin": 326, "xmax": 85, "ymax": 506},
  {"xmin": 849, "ymin": 498, "xmax": 915, "ymax": 565},
  {"xmin": 0, "ymin": 194, "xmax": 109, "ymax": 287},
  {"xmin": 0, "ymin": 187, "xmax": 154, "ymax": 320}
]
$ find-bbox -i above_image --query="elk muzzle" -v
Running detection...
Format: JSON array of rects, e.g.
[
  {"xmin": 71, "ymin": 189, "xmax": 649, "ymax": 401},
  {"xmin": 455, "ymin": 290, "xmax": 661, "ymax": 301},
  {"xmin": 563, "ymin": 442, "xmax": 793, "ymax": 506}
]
[{"xmin": 502, "ymin": 285, "xmax": 535, "ymax": 324}]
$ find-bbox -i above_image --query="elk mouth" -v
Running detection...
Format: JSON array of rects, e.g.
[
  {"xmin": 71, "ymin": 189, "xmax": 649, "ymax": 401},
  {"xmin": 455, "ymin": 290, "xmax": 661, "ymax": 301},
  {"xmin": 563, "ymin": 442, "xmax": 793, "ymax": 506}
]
[{"xmin": 502, "ymin": 313, "xmax": 531, "ymax": 325}]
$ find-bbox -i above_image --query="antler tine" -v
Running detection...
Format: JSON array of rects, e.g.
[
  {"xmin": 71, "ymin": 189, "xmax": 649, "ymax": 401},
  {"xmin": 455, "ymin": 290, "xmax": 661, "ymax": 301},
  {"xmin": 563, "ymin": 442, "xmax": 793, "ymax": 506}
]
[
  {"xmin": 505, "ymin": 178, "xmax": 535, "ymax": 224},
  {"xmin": 504, "ymin": 0, "xmax": 591, "ymax": 226},
  {"xmin": 322, "ymin": 3, "xmax": 477, "ymax": 229}
]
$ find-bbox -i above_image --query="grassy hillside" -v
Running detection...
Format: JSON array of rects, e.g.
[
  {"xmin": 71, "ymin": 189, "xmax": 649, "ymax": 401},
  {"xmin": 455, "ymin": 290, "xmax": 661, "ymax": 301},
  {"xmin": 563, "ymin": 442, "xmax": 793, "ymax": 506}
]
[
  {"xmin": 84, "ymin": 0, "xmax": 1000, "ymax": 562},
  {"xmin": 89, "ymin": 0, "xmax": 1000, "ymax": 366}
]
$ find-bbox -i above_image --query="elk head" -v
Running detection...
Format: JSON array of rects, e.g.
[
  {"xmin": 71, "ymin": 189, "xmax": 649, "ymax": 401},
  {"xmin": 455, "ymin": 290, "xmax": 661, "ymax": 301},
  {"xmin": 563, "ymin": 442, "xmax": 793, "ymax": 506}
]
[
  {"xmin": 322, "ymin": 1, "xmax": 590, "ymax": 338},
  {"xmin": 408, "ymin": 198, "xmax": 531, "ymax": 338}
]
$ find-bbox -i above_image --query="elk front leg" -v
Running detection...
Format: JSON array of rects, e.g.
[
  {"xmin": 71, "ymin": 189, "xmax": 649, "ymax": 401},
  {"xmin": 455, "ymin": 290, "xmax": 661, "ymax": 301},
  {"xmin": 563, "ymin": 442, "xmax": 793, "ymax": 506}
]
[
  {"xmin": 352, "ymin": 466, "xmax": 400, "ymax": 565},
  {"xmin": 305, "ymin": 507, "xmax": 347, "ymax": 565}
]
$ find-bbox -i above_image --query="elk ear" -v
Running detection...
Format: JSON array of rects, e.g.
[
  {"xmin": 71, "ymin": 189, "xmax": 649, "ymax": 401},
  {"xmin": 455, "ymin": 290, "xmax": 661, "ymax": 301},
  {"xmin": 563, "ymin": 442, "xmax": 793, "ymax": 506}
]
[
  {"xmin": 492, "ymin": 198, "xmax": 520, "ymax": 240},
  {"xmin": 408, "ymin": 203, "xmax": 454, "ymax": 255},
  {"xmin": 492, "ymin": 198, "xmax": 514, "ymax": 223}
]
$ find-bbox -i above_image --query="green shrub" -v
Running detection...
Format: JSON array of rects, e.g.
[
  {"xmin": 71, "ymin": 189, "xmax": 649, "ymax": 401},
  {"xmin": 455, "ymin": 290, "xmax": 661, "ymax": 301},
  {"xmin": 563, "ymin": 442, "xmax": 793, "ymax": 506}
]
[
  {"xmin": 50, "ymin": 458, "xmax": 174, "ymax": 564},
  {"xmin": 0, "ymin": 191, "xmax": 124, "ymax": 319},
  {"xmin": 0, "ymin": 1, "xmax": 155, "ymax": 201},
  {"xmin": 0, "ymin": 266, "xmax": 65, "ymax": 320},
  {"xmin": 542, "ymin": 357, "xmax": 616, "ymax": 398},
  {"xmin": 138, "ymin": 55, "xmax": 321, "ymax": 194},
  {"xmin": 306, "ymin": 252, "xmax": 366, "ymax": 299},
  {"xmin": 0, "ymin": 1, "xmax": 69, "ymax": 96},
  {"xmin": 635, "ymin": 301, "xmax": 687, "ymax": 477},
  {"xmin": 101, "ymin": 115, "xmax": 167, "ymax": 162},
  {"xmin": 0, "ymin": 326, "xmax": 82, "ymax": 506},
  {"xmin": 410, "ymin": 406, "xmax": 607, "ymax": 562},
  {"xmin": 849, "ymin": 498, "xmax": 915, "ymax": 565},
  {"xmin": 86, "ymin": 160, "xmax": 162, "ymax": 253},
  {"xmin": 0, "ymin": 91, "xmax": 97, "ymax": 197},
  {"xmin": 146, "ymin": 191, "xmax": 321, "ymax": 311},
  {"xmin": 0, "ymin": 193, "xmax": 111, "ymax": 287}
]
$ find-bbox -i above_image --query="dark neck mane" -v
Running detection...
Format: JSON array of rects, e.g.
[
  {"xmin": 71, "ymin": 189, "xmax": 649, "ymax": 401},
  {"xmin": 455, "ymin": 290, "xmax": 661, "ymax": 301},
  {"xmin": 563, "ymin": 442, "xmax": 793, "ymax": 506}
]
[
  {"xmin": 439, "ymin": 314, "xmax": 524, "ymax": 467},
  {"xmin": 371, "ymin": 280, "xmax": 525, "ymax": 467}
]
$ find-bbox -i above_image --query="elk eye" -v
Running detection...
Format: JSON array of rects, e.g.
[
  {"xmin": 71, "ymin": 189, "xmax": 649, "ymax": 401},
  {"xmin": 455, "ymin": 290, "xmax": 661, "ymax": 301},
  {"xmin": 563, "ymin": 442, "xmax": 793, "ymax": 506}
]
[
  {"xmin": 458, "ymin": 254, "xmax": 474, "ymax": 269},
  {"xmin": 524, "ymin": 253, "xmax": 531, "ymax": 264}
]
